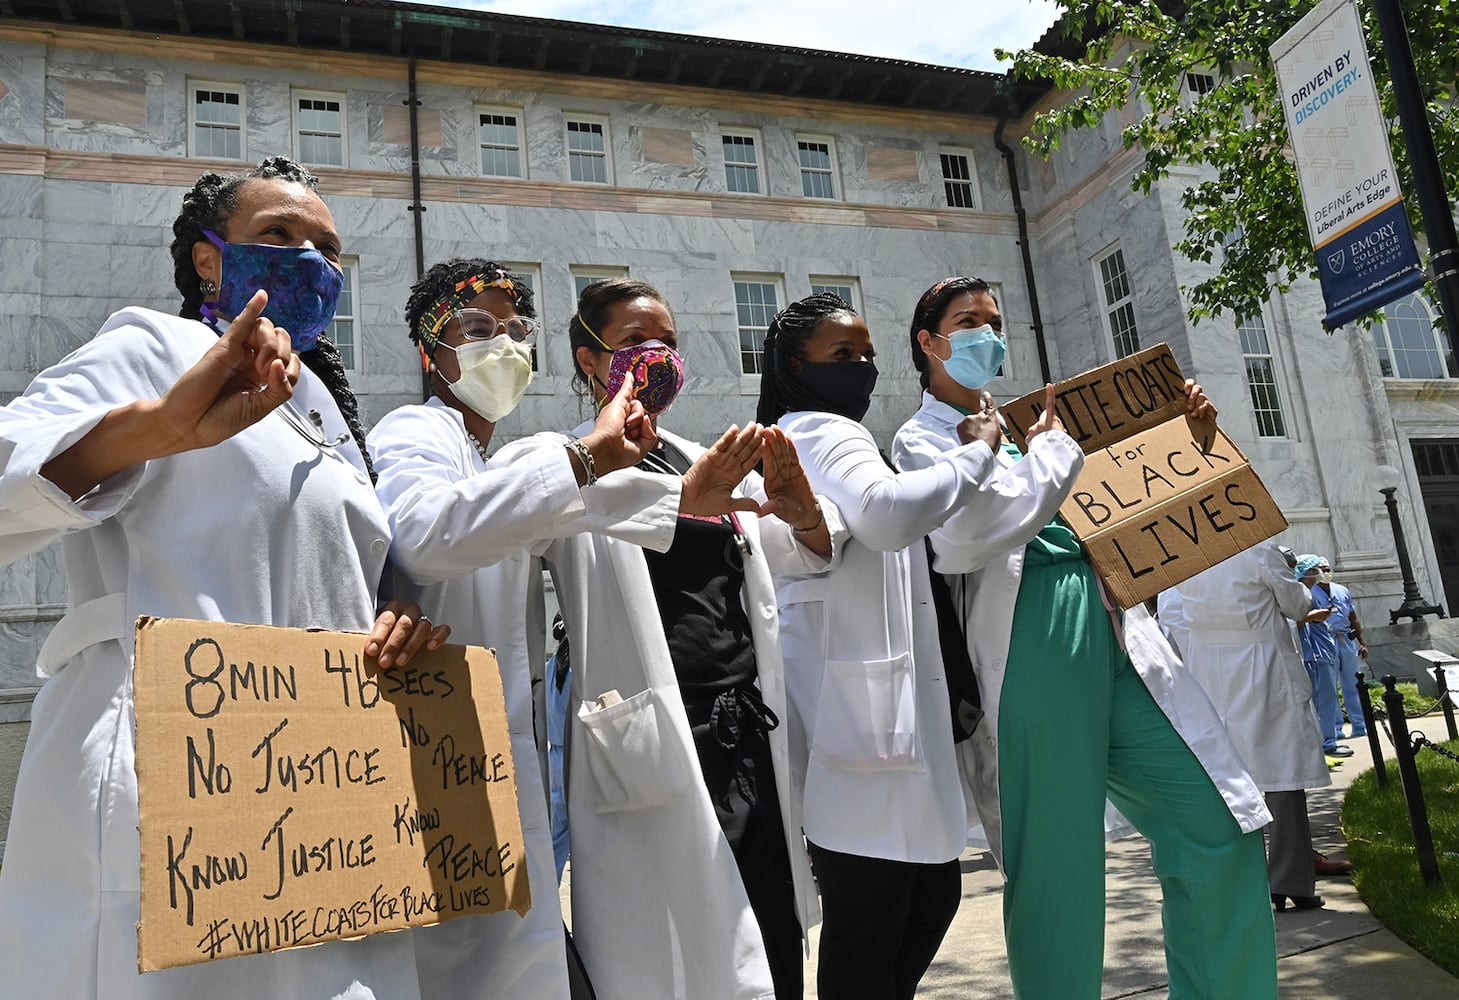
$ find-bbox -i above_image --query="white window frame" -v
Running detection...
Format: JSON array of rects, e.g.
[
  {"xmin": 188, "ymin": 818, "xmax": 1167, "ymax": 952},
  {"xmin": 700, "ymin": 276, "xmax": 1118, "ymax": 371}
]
[
  {"xmin": 808, "ymin": 276, "xmax": 862, "ymax": 315},
  {"xmin": 498, "ymin": 262, "xmax": 544, "ymax": 377},
  {"xmin": 187, "ymin": 80, "xmax": 245, "ymax": 160},
  {"xmin": 570, "ymin": 265, "xmax": 631, "ymax": 302},
  {"xmin": 795, "ymin": 134, "xmax": 839, "ymax": 200},
  {"xmin": 938, "ymin": 146, "xmax": 979, "ymax": 210},
  {"xmin": 325, "ymin": 256, "xmax": 360, "ymax": 373},
  {"xmin": 477, "ymin": 104, "xmax": 526, "ymax": 179},
  {"xmin": 1184, "ymin": 71, "xmax": 1217, "ymax": 103},
  {"xmin": 564, "ymin": 115, "xmax": 612, "ymax": 185},
  {"xmin": 1094, "ymin": 245, "xmax": 1141, "ymax": 359},
  {"xmin": 292, "ymin": 89, "xmax": 347, "ymax": 168},
  {"xmin": 1373, "ymin": 292, "xmax": 1455, "ymax": 379},
  {"xmin": 720, "ymin": 127, "xmax": 764, "ymax": 196},
  {"xmin": 732, "ymin": 273, "xmax": 785, "ymax": 383},
  {"xmin": 1236, "ymin": 309, "xmax": 1291, "ymax": 438}
]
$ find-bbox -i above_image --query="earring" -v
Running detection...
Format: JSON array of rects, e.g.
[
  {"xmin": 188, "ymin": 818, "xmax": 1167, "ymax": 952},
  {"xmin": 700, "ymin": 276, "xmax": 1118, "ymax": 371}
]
[{"xmin": 200, "ymin": 279, "xmax": 218, "ymax": 298}]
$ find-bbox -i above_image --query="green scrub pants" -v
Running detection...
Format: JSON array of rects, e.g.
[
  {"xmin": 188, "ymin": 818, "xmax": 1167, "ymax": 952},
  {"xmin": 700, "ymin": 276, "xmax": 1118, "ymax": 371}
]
[{"xmin": 997, "ymin": 521, "xmax": 1276, "ymax": 999}]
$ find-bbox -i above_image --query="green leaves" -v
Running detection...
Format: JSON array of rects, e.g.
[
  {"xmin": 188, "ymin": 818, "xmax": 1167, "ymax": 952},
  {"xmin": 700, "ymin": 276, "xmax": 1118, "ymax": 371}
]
[{"xmin": 1004, "ymin": 0, "xmax": 1457, "ymax": 326}]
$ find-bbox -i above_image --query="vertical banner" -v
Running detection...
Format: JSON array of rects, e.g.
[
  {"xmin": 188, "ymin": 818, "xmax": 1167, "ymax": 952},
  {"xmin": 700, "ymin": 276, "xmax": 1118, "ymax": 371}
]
[{"xmin": 1271, "ymin": 0, "xmax": 1426, "ymax": 328}]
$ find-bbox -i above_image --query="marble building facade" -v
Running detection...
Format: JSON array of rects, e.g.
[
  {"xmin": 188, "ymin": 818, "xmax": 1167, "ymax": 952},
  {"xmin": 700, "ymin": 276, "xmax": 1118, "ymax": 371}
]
[{"xmin": 0, "ymin": 5, "xmax": 1457, "ymax": 843}]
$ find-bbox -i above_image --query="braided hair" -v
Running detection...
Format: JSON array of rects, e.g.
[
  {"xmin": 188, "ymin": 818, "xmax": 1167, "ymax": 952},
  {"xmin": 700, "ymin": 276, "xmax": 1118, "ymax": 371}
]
[
  {"xmin": 404, "ymin": 258, "xmax": 537, "ymax": 360},
  {"xmin": 168, "ymin": 156, "xmax": 376, "ymax": 481},
  {"xmin": 908, "ymin": 276, "xmax": 993, "ymax": 391},
  {"xmin": 755, "ymin": 292, "xmax": 856, "ymax": 426},
  {"xmin": 566, "ymin": 278, "xmax": 671, "ymax": 396}
]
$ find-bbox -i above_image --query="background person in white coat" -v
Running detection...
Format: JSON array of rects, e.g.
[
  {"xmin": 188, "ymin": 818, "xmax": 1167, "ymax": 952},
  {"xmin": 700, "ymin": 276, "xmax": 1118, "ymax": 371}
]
[
  {"xmin": 543, "ymin": 277, "xmax": 831, "ymax": 1000},
  {"xmin": 892, "ymin": 276, "xmax": 1277, "ymax": 1000},
  {"xmin": 1158, "ymin": 542, "xmax": 1341, "ymax": 912},
  {"xmin": 0, "ymin": 158, "xmax": 447, "ymax": 1000},
  {"xmin": 755, "ymin": 292, "xmax": 1002, "ymax": 1000}
]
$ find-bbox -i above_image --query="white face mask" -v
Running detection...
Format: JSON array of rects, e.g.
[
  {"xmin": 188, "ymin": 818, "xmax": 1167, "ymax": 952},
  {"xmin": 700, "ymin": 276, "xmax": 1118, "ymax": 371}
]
[
  {"xmin": 1317, "ymin": 570, "xmax": 1333, "ymax": 585},
  {"xmin": 438, "ymin": 337, "xmax": 533, "ymax": 422}
]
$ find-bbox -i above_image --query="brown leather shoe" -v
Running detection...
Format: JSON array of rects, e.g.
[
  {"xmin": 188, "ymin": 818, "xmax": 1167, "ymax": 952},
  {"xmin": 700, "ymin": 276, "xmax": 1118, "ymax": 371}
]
[{"xmin": 1314, "ymin": 851, "xmax": 1354, "ymax": 876}]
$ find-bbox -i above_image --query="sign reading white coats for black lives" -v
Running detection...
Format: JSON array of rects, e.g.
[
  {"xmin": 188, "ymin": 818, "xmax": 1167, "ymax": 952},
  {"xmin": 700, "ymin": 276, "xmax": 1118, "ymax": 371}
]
[
  {"xmin": 1002, "ymin": 344, "xmax": 1288, "ymax": 609},
  {"xmin": 1270, "ymin": 0, "xmax": 1425, "ymax": 328},
  {"xmin": 133, "ymin": 618, "xmax": 528, "ymax": 973}
]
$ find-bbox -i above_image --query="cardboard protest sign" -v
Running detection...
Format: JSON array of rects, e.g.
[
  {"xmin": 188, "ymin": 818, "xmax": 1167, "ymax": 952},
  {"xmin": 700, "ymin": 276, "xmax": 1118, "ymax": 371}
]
[
  {"xmin": 133, "ymin": 618, "xmax": 528, "ymax": 973},
  {"xmin": 1003, "ymin": 343, "xmax": 1288, "ymax": 608}
]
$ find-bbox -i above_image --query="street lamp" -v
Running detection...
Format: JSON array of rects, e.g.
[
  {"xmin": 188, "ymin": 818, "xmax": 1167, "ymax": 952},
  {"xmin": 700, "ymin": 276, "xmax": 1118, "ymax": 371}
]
[{"xmin": 1375, "ymin": 464, "xmax": 1445, "ymax": 623}]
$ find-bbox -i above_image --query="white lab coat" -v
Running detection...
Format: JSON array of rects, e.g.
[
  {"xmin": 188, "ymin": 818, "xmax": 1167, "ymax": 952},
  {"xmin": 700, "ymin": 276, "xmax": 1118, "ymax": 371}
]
[
  {"xmin": 539, "ymin": 423, "xmax": 827, "ymax": 1000},
  {"xmin": 1158, "ymin": 543, "xmax": 1330, "ymax": 792},
  {"xmin": 0, "ymin": 308, "xmax": 422, "ymax": 999},
  {"xmin": 892, "ymin": 392, "xmax": 1271, "ymax": 866},
  {"xmin": 773, "ymin": 409, "xmax": 994, "ymax": 864},
  {"xmin": 369, "ymin": 399, "xmax": 694, "ymax": 999}
]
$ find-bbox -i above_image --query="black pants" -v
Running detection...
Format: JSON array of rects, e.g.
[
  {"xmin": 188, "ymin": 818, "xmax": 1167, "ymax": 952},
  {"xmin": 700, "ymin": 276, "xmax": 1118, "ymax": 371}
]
[{"xmin": 807, "ymin": 840, "xmax": 961, "ymax": 1000}]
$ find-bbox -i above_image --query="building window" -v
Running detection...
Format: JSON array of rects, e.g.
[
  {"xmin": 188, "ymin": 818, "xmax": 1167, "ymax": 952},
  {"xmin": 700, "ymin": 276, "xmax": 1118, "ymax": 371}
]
[
  {"xmin": 1185, "ymin": 72, "xmax": 1216, "ymax": 97},
  {"xmin": 1237, "ymin": 312, "xmax": 1288, "ymax": 438},
  {"xmin": 293, "ymin": 91, "xmax": 346, "ymax": 167},
  {"xmin": 1095, "ymin": 246, "xmax": 1140, "ymax": 358},
  {"xmin": 478, "ymin": 107, "xmax": 525, "ymax": 178},
  {"xmin": 325, "ymin": 257, "xmax": 359, "ymax": 371},
  {"xmin": 566, "ymin": 118, "xmax": 610, "ymax": 184},
  {"xmin": 939, "ymin": 148, "xmax": 978, "ymax": 209},
  {"xmin": 796, "ymin": 136, "xmax": 838, "ymax": 199},
  {"xmin": 809, "ymin": 276, "xmax": 861, "ymax": 314},
  {"xmin": 1373, "ymin": 293, "xmax": 1454, "ymax": 379},
  {"xmin": 722, "ymin": 130, "xmax": 761, "ymax": 194},
  {"xmin": 189, "ymin": 82, "xmax": 244, "ymax": 160},
  {"xmin": 503, "ymin": 262, "xmax": 541, "ymax": 370},
  {"xmin": 733, "ymin": 276, "xmax": 782, "ymax": 375},
  {"xmin": 571, "ymin": 265, "xmax": 630, "ymax": 301}
]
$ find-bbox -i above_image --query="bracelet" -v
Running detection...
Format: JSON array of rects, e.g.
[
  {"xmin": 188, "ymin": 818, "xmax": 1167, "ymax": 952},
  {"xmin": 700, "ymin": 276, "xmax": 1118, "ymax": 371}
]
[
  {"xmin": 792, "ymin": 503, "xmax": 824, "ymax": 534},
  {"xmin": 567, "ymin": 438, "xmax": 598, "ymax": 487}
]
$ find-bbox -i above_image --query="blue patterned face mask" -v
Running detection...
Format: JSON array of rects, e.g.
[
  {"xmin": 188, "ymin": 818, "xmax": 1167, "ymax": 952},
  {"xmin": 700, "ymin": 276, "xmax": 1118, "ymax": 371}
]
[{"xmin": 199, "ymin": 228, "xmax": 344, "ymax": 352}]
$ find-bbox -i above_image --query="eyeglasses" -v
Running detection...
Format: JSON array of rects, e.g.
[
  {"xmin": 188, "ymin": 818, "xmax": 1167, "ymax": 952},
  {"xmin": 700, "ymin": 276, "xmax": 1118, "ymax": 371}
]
[{"xmin": 452, "ymin": 308, "xmax": 539, "ymax": 345}]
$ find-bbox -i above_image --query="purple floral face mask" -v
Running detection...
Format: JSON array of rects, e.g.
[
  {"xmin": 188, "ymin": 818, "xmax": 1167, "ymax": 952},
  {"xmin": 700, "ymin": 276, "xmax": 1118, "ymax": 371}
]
[
  {"xmin": 602, "ymin": 340, "xmax": 685, "ymax": 415},
  {"xmin": 199, "ymin": 229, "xmax": 344, "ymax": 352}
]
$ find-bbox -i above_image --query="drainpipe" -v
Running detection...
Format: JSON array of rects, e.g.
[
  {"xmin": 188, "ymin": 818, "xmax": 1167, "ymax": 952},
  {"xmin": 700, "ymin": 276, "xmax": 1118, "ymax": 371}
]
[
  {"xmin": 994, "ymin": 114, "xmax": 1053, "ymax": 384},
  {"xmin": 406, "ymin": 53, "xmax": 429, "ymax": 400}
]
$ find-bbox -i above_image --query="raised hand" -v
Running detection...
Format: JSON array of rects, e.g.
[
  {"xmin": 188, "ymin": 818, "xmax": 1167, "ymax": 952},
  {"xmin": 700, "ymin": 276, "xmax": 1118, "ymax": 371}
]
[
  {"xmin": 579, "ymin": 378, "xmax": 661, "ymax": 477},
  {"xmin": 680, "ymin": 423, "xmax": 765, "ymax": 517},
  {"xmin": 1026, "ymin": 383, "xmax": 1064, "ymax": 440},
  {"xmin": 156, "ymin": 289, "xmax": 301, "ymax": 454},
  {"xmin": 758, "ymin": 426, "xmax": 820, "ymax": 529},
  {"xmin": 957, "ymin": 390, "xmax": 1003, "ymax": 451},
  {"xmin": 1183, "ymin": 378, "xmax": 1218, "ymax": 421}
]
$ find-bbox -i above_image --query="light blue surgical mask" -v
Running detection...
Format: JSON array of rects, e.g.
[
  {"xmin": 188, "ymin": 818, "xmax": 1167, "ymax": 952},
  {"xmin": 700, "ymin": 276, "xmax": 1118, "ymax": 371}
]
[{"xmin": 936, "ymin": 325, "xmax": 1005, "ymax": 390}]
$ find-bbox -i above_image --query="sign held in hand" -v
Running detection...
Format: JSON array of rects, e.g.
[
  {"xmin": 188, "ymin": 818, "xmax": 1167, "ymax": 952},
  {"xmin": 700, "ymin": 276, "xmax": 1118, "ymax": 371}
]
[
  {"xmin": 133, "ymin": 618, "xmax": 528, "ymax": 973},
  {"xmin": 1002, "ymin": 344, "xmax": 1288, "ymax": 608}
]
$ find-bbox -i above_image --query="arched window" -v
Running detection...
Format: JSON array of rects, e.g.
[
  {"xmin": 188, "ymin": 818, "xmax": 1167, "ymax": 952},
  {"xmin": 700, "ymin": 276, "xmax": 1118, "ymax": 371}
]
[{"xmin": 1373, "ymin": 294, "xmax": 1454, "ymax": 379}]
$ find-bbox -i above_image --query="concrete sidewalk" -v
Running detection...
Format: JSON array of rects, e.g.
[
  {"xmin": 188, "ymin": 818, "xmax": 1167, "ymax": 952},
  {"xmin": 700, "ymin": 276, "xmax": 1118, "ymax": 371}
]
[{"xmin": 802, "ymin": 738, "xmax": 1459, "ymax": 997}]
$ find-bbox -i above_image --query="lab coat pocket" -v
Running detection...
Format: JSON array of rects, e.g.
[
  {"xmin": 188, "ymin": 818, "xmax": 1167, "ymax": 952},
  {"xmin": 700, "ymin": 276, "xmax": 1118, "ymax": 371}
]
[
  {"xmin": 810, "ymin": 653, "xmax": 924, "ymax": 772},
  {"xmin": 576, "ymin": 688, "xmax": 695, "ymax": 813}
]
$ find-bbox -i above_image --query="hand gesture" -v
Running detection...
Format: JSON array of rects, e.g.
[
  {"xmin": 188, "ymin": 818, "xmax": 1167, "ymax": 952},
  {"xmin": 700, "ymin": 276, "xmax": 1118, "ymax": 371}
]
[
  {"xmin": 1027, "ymin": 383, "xmax": 1064, "ymax": 440},
  {"xmin": 1183, "ymin": 378, "xmax": 1218, "ymax": 421},
  {"xmin": 757, "ymin": 426, "xmax": 820, "ymax": 530},
  {"xmin": 156, "ymin": 290, "xmax": 301, "ymax": 454},
  {"xmin": 581, "ymin": 378, "xmax": 660, "ymax": 475},
  {"xmin": 956, "ymin": 391, "xmax": 1002, "ymax": 451},
  {"xmin": 365, "ymin": 599, "xmax": 451, "ymax": 669},
  {"xmin": 680, "ymin": 423, "xmax": 765, "ymax": 517}
]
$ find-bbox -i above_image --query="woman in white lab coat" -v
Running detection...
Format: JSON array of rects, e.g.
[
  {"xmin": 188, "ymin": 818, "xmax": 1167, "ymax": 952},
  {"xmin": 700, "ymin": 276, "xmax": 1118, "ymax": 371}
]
[
  {"xmin": 542, "ymin": 278, "xmax": 831, "ymax": 1000},
  {"xmin": 891, "ymin": 276, "xmax": 1275, "ymax": 1000},
  {"xmin": 754, "ymin": 292, "xmax": 1001, "ymax": 1000},
  {"xmin": 1159, "ymin": 542, "xmax": 1335, "ymax": 911},
  {"xmin": 369, "ymin": 260, "xmax": 777, "ymax": 998},
  {"xmin": 0, "ymin": 158, "xmax": 445, "ymax": 1000}
]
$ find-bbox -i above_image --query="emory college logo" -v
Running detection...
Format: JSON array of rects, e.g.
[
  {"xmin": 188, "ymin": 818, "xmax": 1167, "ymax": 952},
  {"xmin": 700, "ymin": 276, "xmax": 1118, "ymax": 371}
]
[{"xmin": 1328, "ymin": 249, "xmax": 1346, "ymax": 274}]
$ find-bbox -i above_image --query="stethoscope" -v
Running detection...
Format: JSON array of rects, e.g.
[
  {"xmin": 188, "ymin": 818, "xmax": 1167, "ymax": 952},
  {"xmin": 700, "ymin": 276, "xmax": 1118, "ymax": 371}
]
[
  {"xmin": 275, "ymin": 401, "xmax": 350, "ymax": 450},
  {"xmin": 638, "ymin": 444, "xmax": 753, "ymax": 563}
]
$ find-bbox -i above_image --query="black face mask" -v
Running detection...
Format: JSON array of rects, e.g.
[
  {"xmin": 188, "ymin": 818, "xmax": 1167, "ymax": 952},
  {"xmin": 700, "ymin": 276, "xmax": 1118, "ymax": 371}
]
[{"xmin": 795, "ymin": 359, "xmax": 878, "ymax": 422}]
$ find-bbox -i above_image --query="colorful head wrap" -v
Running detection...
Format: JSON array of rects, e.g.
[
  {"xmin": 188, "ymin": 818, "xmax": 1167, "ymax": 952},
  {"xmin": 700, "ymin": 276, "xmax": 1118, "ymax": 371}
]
[{"xmin": 416, "ymin": 266, "xmax": 522, "ymax": 366}]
